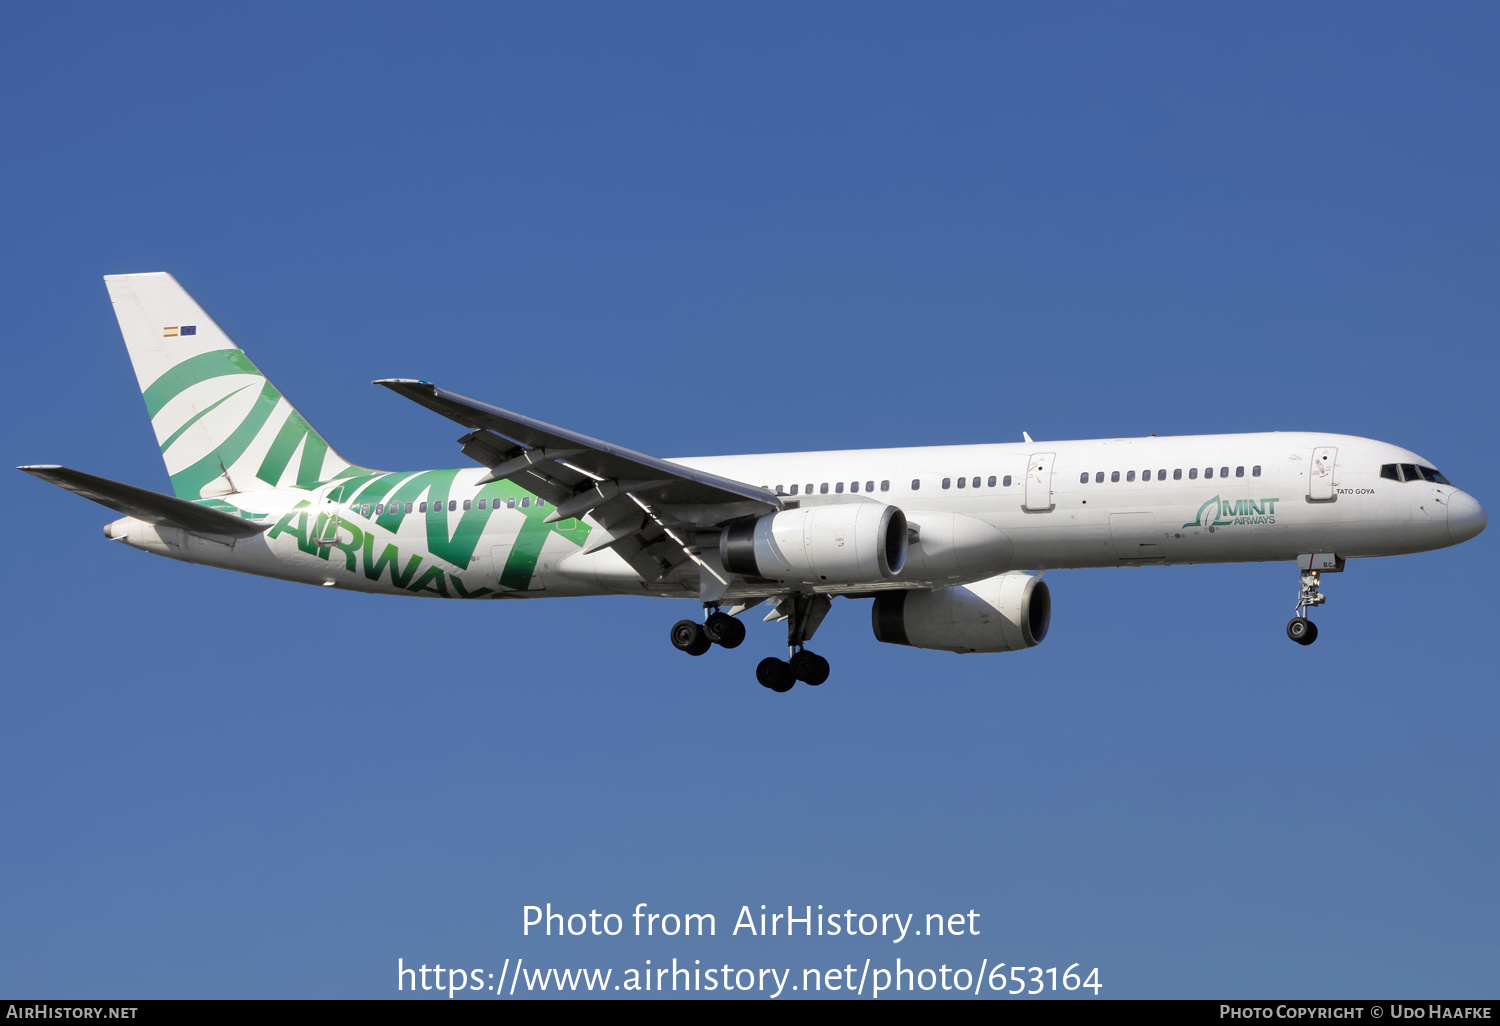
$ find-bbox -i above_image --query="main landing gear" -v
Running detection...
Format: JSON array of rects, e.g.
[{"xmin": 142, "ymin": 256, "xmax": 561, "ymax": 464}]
[
  {"xmin": 670, "ymin": 610, "xmax": 745, "ymax": 656},
  {"xmin": 669, "ymin": 594, "xmax": 833, "ymax": 693},
  {"xmin": 1285, "ymin": 562, "xmax": 1332, "ymax": 646},
  {"xmin": 756, "ymin": 649, "xmax": 830, "ymax": 692},
  {"xmin": 754, "ymin": 593, "xmax": 831, "ymax": 693}
]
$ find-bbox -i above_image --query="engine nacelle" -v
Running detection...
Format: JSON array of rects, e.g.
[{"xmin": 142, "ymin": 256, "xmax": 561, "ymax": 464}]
[
  {"xmin": 871, "ymin": 572, "xmax": 1051, "ymax": 653},
  {"xmin": 720, "ymin": 503, "xmax": 907, "ymax": 586}
]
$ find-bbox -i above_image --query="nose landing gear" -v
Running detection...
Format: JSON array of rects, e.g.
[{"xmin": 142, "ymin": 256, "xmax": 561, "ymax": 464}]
[
  {"xmin": 1286, "ymin": 615, "xmax": 1318, "ymax": 645},
  {"xmin": 1286, "ymin": 556, "xmax": 1341, "ymax": 646}
]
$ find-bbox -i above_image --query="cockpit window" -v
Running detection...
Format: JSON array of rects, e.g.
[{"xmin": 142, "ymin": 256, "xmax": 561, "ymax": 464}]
[{"xmin": 1385, "ymin": 462, "xmax": 1452, "ymax": 485}]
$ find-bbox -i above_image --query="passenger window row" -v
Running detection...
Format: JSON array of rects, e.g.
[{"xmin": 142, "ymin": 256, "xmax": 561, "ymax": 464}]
[
  {"xmin": 1380, "ymin": 464, "xmax": 1450, "ymax": 484},
  {"xmin": 942, "ymin": 476, "xmax": 1011, "ymax": 490},
  {"xmin": 773, "ymin": 475, "xmax": 1024, "ymax": 494},
  {"xmin": 352, "ymin": 496, "xmax": 544, "ymax": 517},
  {"xmin": 1078, "ymin": 465, "xmax": 1260, "ymax": 484},
  {"xmin": 775, "ymin": 480, "xmax": 892, "ymax": 496}
]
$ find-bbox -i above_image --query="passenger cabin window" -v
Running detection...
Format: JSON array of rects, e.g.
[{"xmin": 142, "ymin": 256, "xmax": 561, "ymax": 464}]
[
  {"xmin": 820, "ymin": 483, "xmax": 829, "ymax": 494},
  {"xmin": 1205, "ymin": 467, "xmax": 1214, "ymax": 479},
  {"xmin": 1157, "ymin": 469, "xmax": 1166, "ymax": 480},
  {"xmin": 1111, "ymin": 471, "xmax": 1120, "ymax": 483},
  {"xmin": 1126, "ymin": 471, "xmax": 1136, "ymax": 482},
  {"xmin": 868, "ymin": 481, "xmax": 876, "ymax": 492},
  {"xmin": 835, "ymin": 482, "xmax": 844, "ymax": 493},
  {"xmin": 1220, "ymin": 467, "xmax": 1229, "ymax": 478},
  {"xmin": 911, "ymin": 479, "xmax": 921, "ymax": 490},
  {"xmin": 880, "ymin": 480, "xmax": 889, "ymax": 491},
  {"xmin": 790, "ymin": 484, "xmax": 799, "ymax": 495},
  {"xmin": 1253, "ymin": 466, "xmax": 1261, "ymax": 477},
  {"xmin": 1235, "ymin": 466, "xmax": 1244, "ymax": 478},
  {"xmin": 806, "ymin": 483, "xmax": 814, "ymax": 494},
  {"xmin": 1095, "ymin": 472, "xmax": 1104, "ymax": 483},
  {"xmin": 507, "ymin": 498, "xmax": 516, "ymax": 509},
  {"xmin": 850, "ymin": 481, "xmax": 859, "ymax": 492},
  {"xmin": 942, "ymin": 478, "xmax": 951, "ymax": 489},
  {"xmin": 1003, "ymin": 475, "xmax": 1013, "ymax": 487},
  {"xmin": 404, "ymin": 502, "xmax": 413, "ymax": 514},
  {"xmin": 957, "ymin": 477, "xmax": 966, "ymax": 488},
  {"xmin": 1189, "ymin": 468, "xmax": 1198, "ymax": 480},
  {"xmin": 419, "ymin": 502, "xmax": 428, "ymax": 512},
  {"xmin": 987, "ymin": 476, "xmax": 997, "ymax": 487},
  {"xmin": 1173, "ymin": 469, "xmax": 1182, "ymax": 480},
  {"xmin": 1080, "ymin": 473, "xmax": 1089, "ymax": 484},
  {"xmin": 462, "ymin": 499, "xmax": 471, "ymax": 511}
]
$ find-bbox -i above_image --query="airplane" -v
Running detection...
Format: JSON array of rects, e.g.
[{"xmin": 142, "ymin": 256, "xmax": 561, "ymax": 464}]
[{"xmin": 20, "ymin": 273, "xmax": 1488, "ymax": 692}]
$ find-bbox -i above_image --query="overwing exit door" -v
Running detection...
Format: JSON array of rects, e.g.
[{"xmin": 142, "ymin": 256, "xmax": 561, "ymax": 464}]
[{"xmin": 1024, "ymin": 452, "xmax": 1055, "ymax": 512}]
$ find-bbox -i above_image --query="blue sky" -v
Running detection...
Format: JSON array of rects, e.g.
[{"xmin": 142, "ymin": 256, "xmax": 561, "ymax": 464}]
[{"xmin": 2, "ymin": 2, "xmax": 1496, "ymax": 999}]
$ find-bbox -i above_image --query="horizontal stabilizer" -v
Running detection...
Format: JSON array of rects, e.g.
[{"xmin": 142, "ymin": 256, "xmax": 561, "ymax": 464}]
[{"xmin": 18, "ymin": 465, "xmax": 269, "ymax": 538}]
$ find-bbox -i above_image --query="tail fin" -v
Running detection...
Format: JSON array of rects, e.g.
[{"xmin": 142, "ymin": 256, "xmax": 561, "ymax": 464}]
[{"xmin": 105, "ymin": 272, "xmax": 361, "ymax": 499}]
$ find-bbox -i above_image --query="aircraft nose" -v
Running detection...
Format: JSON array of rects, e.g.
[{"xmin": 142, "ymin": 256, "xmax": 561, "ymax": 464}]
[{"xmin": 1447, "ymin": 490, "xmax": 1488, "ymax": 545}]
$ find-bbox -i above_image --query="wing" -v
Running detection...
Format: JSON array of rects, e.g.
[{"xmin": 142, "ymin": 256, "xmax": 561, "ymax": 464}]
[{"xmin": 375, "ymin": 379, "xmax": 783, "ymax": 588}]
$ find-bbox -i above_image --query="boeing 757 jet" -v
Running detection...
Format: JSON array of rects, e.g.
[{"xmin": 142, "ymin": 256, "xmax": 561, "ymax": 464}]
[{"xmin": 20, "ymin": 273, "xmax": 1488, "ymax": 691}]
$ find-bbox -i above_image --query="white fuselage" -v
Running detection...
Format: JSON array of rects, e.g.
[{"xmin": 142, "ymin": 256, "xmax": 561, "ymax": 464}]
[{"xmin": 106, "ymin": 431, "xmax": 1482, "ymax": 601}]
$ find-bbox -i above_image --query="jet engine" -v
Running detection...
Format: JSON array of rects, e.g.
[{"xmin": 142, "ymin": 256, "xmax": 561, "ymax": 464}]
[
  {"xmin": 720, "ymin": 503, "xmax": 907, "ymax": 586},
  {"xmin": 871, "ymin": 572, "xmax": 1051, "ymax": 653}
]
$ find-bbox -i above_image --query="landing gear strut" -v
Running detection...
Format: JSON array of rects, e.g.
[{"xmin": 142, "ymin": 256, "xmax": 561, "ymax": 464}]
[
  {"xmin": 757, "ymin": 593, "xmax": 832, "ymax": 692},
  {"xmin": 1286, "ymin": 559, "xmax": 1335, "ymax": 646},
  {"xmin": 669, "ymin": 594, "xmax": 834, "ymax": 692}
]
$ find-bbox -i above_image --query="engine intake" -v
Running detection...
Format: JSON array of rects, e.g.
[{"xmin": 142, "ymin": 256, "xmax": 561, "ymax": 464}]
[
  {"xmin": 721, "ymin": 504, "xmax": 907, "ymax": 586},
  {"xmin": 871, "ymin": 573, "xmax": 1051, "ymax": 653}
]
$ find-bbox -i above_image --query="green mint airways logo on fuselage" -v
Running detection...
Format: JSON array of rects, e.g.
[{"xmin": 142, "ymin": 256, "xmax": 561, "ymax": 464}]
[
  {"xmin": 265, "ymin": 468, "xmax": 590, "ymax": 597},
  {"xmin": 1184, "ymin": 495, "xmax": 1280, "ymax": 528}
]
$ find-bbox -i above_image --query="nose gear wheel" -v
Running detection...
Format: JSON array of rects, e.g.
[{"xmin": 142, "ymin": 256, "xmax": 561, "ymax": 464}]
[{"xmin": 1286, "ymin": 569, "xmax": 1327, "ymax": 646}]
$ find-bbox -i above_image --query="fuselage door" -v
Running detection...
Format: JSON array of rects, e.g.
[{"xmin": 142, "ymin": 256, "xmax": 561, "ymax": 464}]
[
  {"xmin": 1109, "ymin": 511, "xmax": 1162, "ymax": 561},
  {"xmin": 1024, "ymin": 452, "xmax": 1056, "ymax": 512},
  {"xmin": 1308, "ymin": 446, "xmax": 1338, "ymax": 502}
]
